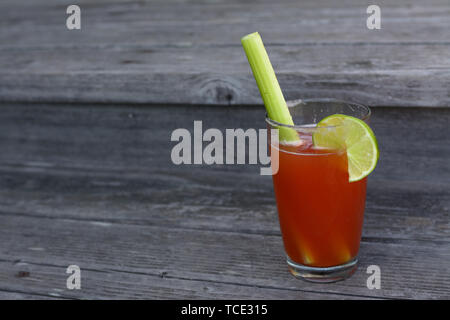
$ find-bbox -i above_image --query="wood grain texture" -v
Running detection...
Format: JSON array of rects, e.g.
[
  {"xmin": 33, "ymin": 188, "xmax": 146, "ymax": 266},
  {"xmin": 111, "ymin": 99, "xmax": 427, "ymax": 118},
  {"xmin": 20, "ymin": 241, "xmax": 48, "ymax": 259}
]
[
  {"xmin": 1, "ymin": 259, "xmax": 372, "ymax": 300},
  {"xmin": 0, "ymin": 0, "xmax": 449, "ymax": 106},
  {"xmin": 0, "ymin": 103, "xmax": 448, "ymax": 299}
]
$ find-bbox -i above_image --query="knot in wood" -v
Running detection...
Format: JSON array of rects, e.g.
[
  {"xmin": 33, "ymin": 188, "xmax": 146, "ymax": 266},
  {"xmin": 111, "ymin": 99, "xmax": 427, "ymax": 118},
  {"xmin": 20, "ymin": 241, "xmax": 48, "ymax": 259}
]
[{"xmin": 200, "ymin": 78, "xmax": 238, "ymax": 105}]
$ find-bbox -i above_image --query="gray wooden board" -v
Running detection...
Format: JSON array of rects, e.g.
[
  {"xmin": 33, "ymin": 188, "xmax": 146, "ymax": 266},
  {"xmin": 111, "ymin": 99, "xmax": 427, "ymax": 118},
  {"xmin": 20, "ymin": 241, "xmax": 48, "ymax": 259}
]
[
  {"xmin": 0, "ymin": 0, "xmax": 449, "ymax": 106},
  {"xmin": 0, "ymin": 102, "xmax": 448, "ymax": 299}
]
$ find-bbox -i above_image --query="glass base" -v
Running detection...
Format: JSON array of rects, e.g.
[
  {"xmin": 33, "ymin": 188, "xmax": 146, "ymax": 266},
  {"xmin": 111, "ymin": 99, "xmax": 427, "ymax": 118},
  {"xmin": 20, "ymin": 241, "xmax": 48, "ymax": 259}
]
[{"xmin": 286, "ymin": 257, "xmax": 358, "ymax": 283}]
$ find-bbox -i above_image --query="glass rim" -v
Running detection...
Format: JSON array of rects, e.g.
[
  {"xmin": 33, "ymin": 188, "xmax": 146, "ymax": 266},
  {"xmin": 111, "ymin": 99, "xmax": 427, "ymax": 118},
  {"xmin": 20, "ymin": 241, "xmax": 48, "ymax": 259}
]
[{"xmin": 265, "ymin": 98, "xmax": 371, "ymax": 129}]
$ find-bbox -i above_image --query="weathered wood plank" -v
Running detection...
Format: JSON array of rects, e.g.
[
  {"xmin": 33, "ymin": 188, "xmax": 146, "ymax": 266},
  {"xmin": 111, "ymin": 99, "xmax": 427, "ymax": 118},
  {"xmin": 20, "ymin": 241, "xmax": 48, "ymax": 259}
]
[
  {"xmin": 0, "ymin": 0, "xmax": 449, "ymax": 106},
  {"xmin": 0, "ymin": 173, "xmax": 448, "ymax": 245},
  {"xmin": 1, "ymin": 44, "xmax": 449, "ymax": 107},
  {"xmin": 0, "ymin": 214, "xmax": 448, "ymax": 299},
  {"xmin": 0, "ymin": 260, "xmax": 374, "ymax": 300},
  {"xmin": 2, "ymin": 0, "xmax": 449, "ymax": 46},
  {"xmin": 0, "ymin": 103, "xmax": 448, "ymax": 183}
]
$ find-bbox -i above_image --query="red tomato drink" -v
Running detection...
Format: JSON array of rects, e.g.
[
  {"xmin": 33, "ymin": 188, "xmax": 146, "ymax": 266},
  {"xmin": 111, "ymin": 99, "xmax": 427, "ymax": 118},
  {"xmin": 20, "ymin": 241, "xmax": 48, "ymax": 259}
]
[{"xmin": 271, "ymin": 132, "xmax": 367, "ymax": 268}]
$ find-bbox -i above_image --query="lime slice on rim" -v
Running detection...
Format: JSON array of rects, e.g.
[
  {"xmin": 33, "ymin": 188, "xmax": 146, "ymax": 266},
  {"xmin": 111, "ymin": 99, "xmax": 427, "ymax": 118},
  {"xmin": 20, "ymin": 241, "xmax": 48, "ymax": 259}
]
[{"xmin": 312, "ymin": 114, "xmax": 379, "ymax": 182}]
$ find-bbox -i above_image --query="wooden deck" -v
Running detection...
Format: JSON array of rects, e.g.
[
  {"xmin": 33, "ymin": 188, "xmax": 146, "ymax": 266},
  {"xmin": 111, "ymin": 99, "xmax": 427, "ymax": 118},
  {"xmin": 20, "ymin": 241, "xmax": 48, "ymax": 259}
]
[
  {"xmin": 0, "ymin": 103, "xmax": 448, "ymax": 299},
  {"xmin": 0, "ymin": 0, "xmax": 449, "ymax": 299}
]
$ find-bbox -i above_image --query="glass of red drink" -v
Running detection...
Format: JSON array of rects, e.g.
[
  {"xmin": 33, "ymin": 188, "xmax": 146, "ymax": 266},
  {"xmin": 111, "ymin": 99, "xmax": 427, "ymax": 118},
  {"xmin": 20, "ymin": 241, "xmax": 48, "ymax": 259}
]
[{"xmin": 266, "ymin": 99, "xmax": 371, "ymax": 282}]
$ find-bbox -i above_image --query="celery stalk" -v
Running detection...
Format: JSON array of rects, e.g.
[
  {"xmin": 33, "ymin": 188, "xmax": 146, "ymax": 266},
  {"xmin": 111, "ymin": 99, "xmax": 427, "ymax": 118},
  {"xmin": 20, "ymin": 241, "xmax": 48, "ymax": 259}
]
[{"xmin": 241, "ymin": 32, "xmax": 300, "ymax": 144}]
